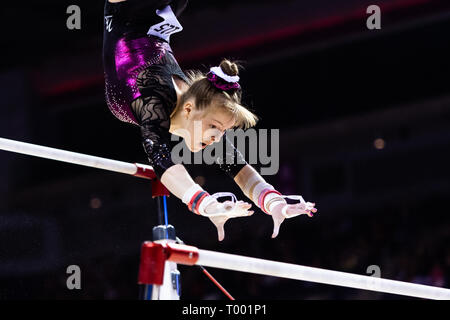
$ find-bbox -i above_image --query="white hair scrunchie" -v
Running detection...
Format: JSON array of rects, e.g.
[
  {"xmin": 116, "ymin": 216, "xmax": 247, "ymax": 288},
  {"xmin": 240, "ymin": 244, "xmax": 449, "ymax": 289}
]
[{"xmin": 209, "ymin": 66, "xmax": 240, "ymax": 83}]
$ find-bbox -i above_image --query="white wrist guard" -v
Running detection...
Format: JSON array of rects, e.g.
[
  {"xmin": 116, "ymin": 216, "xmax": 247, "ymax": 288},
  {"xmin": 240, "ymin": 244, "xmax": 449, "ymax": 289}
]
[
  {"xmin": 182, "ymin": 184, "xmax": 203, "ymax": 205},
  {"xmin": 252, "ymin": 182, "xmax": 274, "ymax": 206},
  {"xmin": 200, "ymin": 192, "xmax": 247, "ymax": 217},
  {"xmin": 263, "ymin": 192, "xmax": 286, "ymax": 213}
]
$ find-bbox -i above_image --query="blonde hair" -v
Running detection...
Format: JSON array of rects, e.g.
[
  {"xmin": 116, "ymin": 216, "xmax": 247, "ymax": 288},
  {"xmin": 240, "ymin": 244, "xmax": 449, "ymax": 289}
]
[{"xmin": 172, "ymin": 59, "xmax": 258, "ymax": 129}]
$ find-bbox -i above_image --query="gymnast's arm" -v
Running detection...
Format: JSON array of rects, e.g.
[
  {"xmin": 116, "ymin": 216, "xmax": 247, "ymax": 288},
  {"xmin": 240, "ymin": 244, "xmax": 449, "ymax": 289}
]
[
  {"xmin": 138, "ymin": 116, "xmax": 253, "ymax": 243},
  {"xmin": 233, "ymin": 164, "xmax": 259, "ymax": 193},
  {"xmin": 233, "ymin": 158, "xmax": 318, "ymax": 238},
  {"xmin": 132, "ymin": 98, "xmax": 195, "ymax": 201},
  {"xmin": 134, "ymin": 94, "xmax": 252, "ymax": 228}
]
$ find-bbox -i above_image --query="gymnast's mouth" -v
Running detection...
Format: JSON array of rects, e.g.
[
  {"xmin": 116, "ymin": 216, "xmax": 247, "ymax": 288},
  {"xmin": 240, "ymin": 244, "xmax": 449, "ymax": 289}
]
[{"xmin": 200, "ymin": 142, "xmax": 207, "ymax": 148}]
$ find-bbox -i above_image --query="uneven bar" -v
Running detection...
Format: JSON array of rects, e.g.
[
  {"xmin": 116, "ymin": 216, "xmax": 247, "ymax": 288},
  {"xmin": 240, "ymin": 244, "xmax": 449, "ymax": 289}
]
[
  {"xmin": 0, "ymin": 137, "xmax": 155, "ymax": 179},
  {"xmin": 193, "ymin": 249, "xmax": 450, "ymax": 300}
]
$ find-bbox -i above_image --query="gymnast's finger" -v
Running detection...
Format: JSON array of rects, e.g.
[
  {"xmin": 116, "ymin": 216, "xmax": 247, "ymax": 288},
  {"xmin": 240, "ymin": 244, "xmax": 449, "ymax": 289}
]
[
  {"xmin": 236, "ymin": 201, "xmax": 252, "ymax": 208},
  {"xmin": 216, "ymin": 222, "xmax": 225, "ymax": 241},
  {"xmin": 272, "ymin": 218, "xmax": 283, "ymax": 238}
]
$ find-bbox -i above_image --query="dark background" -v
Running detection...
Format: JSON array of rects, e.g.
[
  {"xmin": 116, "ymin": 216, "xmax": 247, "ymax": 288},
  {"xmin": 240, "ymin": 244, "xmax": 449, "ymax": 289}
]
[{"xmin": 1, "ymin": 0, "xmax": 450, "ymax": 300}]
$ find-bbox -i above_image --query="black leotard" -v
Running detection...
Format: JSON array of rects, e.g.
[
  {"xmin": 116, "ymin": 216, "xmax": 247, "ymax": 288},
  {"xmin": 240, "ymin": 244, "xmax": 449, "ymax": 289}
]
[{"xmin": 103, "ymin": 0, "xmax": 246, "ymax": 179}]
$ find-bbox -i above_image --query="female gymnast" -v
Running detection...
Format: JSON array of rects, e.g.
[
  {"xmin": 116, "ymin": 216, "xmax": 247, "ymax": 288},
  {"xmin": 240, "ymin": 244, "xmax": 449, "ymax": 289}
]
[{"xmin": 103, "ymin": 0, "xmax": 317, "ymax": 241}]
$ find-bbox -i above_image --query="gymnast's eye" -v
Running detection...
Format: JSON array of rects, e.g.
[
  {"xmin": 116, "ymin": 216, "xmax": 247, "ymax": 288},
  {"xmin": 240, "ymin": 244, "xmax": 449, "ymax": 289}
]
[
  {"xmin": 211, "ymin": 125, "xmax": 223, "ymax": 132},
  {"xmin": 210, "ymin": 124, "xmax": 225, "ymax": 135}
]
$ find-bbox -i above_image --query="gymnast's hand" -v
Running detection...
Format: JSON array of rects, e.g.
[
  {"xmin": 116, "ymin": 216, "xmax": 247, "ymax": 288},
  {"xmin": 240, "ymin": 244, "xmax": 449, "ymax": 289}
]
[
  {"xmin": 203, "ymin": 199, "xmax": 254, "ymax": 241},
  {"xmin": 269, "ymin": 197, "xmax": 317, "ymax": 238}
]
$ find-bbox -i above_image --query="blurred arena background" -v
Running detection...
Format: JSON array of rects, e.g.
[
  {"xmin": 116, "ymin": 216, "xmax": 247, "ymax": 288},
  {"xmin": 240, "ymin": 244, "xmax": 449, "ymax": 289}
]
[{"xmin": 1, "ymin": 0, "xmax": 450, "ymax": 299}]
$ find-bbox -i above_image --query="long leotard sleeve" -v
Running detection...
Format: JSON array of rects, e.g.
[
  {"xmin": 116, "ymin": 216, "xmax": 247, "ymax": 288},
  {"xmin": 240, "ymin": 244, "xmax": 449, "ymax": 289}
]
[
  {"xmin": 131, "ymin": 52, "xmax": 187, "ymax": 179},
  {"xmin": 214, "ymin": 135, "xmax": 248, "ymax": 178}
]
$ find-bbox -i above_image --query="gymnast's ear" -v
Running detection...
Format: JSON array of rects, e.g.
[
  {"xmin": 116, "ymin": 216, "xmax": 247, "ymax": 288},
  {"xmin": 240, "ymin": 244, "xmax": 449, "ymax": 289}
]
[{"xmin": 182, "ymin": 101, "xmax": 195, "ymax": 119}]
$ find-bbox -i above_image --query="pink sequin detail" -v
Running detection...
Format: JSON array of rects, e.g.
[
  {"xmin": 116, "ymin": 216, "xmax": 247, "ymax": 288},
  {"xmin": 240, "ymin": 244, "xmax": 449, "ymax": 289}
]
[{"xmin": 105, "ymin": 37, "xmax": 170, "ymax": 125}]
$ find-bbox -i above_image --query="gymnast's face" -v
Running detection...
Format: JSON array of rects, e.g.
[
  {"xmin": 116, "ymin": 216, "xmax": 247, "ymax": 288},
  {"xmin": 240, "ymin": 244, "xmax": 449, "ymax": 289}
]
[{"xmin": 181, "ymin": 101, "xmax": 236, "ymax": 152}]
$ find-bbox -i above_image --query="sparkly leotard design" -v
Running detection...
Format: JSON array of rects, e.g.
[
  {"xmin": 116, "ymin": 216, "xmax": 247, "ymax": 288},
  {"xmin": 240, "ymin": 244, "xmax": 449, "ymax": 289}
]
[
  {"xmin": 103, "ymin": 0, "xmax": 246, "ymax": 178},
  {"xmin": 105, "ymin": 38, "xmax": 167, "ymax": 124}
]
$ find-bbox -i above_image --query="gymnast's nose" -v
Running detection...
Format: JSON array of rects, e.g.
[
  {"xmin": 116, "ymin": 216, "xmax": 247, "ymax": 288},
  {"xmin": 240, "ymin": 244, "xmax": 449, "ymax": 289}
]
[
  {"xmin": 211, "ymin": 131, "xmax": 225, "ymax": 143},
  {"xmin": 209, "ymin": 136, "xmax": 219, "ymax": 144}
]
